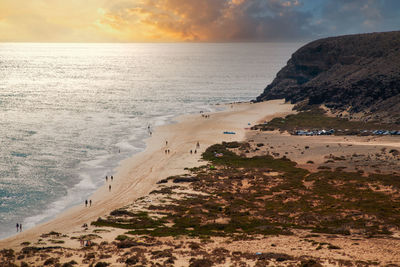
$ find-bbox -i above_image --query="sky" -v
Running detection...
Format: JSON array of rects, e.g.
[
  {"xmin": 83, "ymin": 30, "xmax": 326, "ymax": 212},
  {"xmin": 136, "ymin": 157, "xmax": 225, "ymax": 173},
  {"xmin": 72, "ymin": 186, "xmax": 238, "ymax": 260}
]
[{"xmin": 0, "ymin": 0, "xmax": 399, "ymax": 42}]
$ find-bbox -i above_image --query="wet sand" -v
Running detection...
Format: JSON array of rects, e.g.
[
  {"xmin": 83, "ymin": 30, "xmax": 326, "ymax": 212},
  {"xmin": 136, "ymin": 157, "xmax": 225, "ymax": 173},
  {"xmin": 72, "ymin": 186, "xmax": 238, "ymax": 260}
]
[{"xmin": 0, "ymin": 99, "xmax": 294, "ymax": 249}]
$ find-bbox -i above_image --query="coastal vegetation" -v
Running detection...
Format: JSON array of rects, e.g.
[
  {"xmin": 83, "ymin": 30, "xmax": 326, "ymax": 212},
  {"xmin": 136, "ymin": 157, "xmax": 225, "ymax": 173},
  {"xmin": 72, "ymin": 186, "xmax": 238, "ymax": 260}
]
[
  {"xmin": 0, "ymin": 140, "xmax": 400, "ymax": 267},
  {"xmin": 2, "ymin": 30, "xmax": 400, "ymax": 266},
  {"xmin": 2, "ymin": 140, "xmax": 399, "ymax": 266},
  {"xmin": 252, "ymin": 106, "xmax": 400, "ymax": 134},
  {"xmin": 92, "ymin": 141, "xmax": 400, "ymax": 238}
]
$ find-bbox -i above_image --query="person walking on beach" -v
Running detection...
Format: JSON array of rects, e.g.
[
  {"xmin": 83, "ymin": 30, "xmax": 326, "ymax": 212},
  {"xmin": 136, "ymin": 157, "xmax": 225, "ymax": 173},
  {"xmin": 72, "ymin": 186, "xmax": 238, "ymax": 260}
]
[
  {"xmin": 19, "ymin": 223, "xmax": 22, "ymax": 232},
  {"xmin": 196, "ymin": 142, "xmax": 200, "ymax": 148},
  {"xmin": 109, "ymin": 185, "xmax": 111, "ymax": 192},
  {"xmin": 190, "ymin": 150, "xmax": 192, "ymax": 154},
  {"xmin": 111, "ymin": 176, "xmax": 113, "ymax": 182},
  {"xmin": 89, "ymin": 200, "xmax": 92, "ymax": 207},
  {"xmin": 166, "ymin": 141, "xmax": 168, "ymax": 146},
  {"xmin": 106, "ymin": 175, "xmax": 108, "ymax": 182},
  {"xmin": 16, "ymin": 223, "xmax": 19, "ymax": 232},
  {"xmin": 85, "ymin": 200, "xmax": 88, "ymax": 207}
]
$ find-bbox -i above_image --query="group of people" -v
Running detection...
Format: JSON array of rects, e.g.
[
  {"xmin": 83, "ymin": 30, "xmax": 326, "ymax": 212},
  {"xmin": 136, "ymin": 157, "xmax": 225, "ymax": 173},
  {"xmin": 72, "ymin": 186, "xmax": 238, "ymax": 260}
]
[
  {"xmin": 164, "ymin": 140, "xmax": 171, "ymax": 154},
  {"xmin": 85, "ymin": 199, "xmax": 92, "ymax": 207},
  {"xmin": 106, "ymin": 175, "xmax": 113, "ymax": 192},
  {"xmin": 190, "ymin": 141, "xmax": 200, "ymax": 154},
  {"xmin": 199, "ymin": 111, "xmax": 210, "ymax": 118},
  {"xmin": 105, "ymin": 175, "xmax": 113, "ymax": 182},
  {"xmin": 79, "ymin": 239, "xmax": 92, "ymax": 247},
  {"xmin": 83, "ymin": 174, "xmax": 115, "ymax": 207},
  {"xmin": 16, "ymin": 223, "xmax": 22, "ymax": 232},
  {"xmin": 164, "ymin": 140, "xmax": 201, "ymax": 155}
]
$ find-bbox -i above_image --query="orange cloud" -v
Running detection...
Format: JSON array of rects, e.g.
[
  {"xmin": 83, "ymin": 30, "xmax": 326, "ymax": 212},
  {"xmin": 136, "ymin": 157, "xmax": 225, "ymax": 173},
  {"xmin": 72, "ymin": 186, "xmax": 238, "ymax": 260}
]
[
  {"xmin": 123, "ymin": 0, "xmax": 229, "ymax": 41},
  {"xmin": 1, "ymin": 0, "xmax": 396, "ymax": 42},
  {"xmin": 0, "ymin": 0, "xmax": 313, "ymax": 42},
  {"xmin": 121, "ymin": 0, "xmax": 308, "ymax": 41}
]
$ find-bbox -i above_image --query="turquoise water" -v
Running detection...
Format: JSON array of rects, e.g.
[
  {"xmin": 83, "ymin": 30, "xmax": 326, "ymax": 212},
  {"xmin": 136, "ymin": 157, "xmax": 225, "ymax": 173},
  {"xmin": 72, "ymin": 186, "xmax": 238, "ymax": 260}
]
[{"xmin": 0, "ymin": 43, "xmax": 300, "ymax": 238}]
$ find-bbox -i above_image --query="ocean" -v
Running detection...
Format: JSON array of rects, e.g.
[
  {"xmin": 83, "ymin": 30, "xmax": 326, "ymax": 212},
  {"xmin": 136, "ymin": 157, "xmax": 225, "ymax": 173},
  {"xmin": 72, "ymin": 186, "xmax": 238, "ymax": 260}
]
[{"xmin": 0, "ymin": 42, "xmax": 301, "ymax": 239}]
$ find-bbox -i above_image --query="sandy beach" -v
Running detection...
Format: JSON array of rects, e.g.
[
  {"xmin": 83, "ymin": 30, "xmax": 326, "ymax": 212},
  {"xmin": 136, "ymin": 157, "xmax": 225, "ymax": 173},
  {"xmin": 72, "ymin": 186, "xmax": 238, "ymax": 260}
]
[
  {"xmin": 0, "ymin": 99, "xmax": 294, "ymax": 249},
  {"xmin": 2, "ymin": 5, "xmax": 399, "ymax": 266},
  {"xmin": 1, "ymin": 99, "xmax": 399, "ymax": 266}
]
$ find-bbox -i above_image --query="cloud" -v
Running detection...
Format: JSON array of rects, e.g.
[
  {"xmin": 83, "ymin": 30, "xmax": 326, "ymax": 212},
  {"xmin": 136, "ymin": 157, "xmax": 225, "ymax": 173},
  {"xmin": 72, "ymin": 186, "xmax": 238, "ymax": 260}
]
[
  {"xmin": 0, "ymin": 0, "xmax": 399, "ymax": 42},
  {"xmin": 319, "ymin": 0, "xmax": 400, "ymax": 35},
  {"xmin": 107, "ymin": 0, "xmax": 317, "ymax": 41}
]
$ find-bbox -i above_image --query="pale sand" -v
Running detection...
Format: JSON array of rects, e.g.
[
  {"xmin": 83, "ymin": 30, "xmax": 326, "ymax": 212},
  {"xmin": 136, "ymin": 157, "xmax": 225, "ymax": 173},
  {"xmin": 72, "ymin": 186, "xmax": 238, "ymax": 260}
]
[
  {"xmin": 247, "ymin": 131, "xmax": 400, "ymax": 173},
  {"xmin": 0, "ymin": 99, "xmax": 294, "ymax": 249}
]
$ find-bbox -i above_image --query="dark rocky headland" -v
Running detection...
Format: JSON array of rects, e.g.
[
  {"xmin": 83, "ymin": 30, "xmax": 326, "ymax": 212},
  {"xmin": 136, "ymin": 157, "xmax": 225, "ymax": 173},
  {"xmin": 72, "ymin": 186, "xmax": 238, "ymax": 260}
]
[{"xmin": 256, "ymin": 31, "xmax": 400, "ymax": 124}]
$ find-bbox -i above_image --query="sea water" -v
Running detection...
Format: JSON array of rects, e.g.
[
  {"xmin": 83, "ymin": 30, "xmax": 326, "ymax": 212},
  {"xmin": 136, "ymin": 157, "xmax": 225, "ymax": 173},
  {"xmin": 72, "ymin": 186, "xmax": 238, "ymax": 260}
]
[{"xmin": 0, "ymin": 43, "xmax": 301, "ymax": 239}]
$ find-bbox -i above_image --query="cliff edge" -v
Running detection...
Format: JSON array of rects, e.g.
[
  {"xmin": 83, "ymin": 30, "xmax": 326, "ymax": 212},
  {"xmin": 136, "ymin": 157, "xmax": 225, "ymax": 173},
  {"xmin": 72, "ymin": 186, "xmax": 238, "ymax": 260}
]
[{"xmin": 256, "ymin": 31, "xmax": 400, "ymax": 123}]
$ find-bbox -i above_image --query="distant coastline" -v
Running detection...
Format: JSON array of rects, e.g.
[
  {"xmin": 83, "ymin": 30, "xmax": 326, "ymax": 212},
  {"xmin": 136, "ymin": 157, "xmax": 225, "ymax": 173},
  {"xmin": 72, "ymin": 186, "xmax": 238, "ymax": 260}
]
[{"xmin": 257, "ymin": 31, "xmax": 400, "ymax": 124}]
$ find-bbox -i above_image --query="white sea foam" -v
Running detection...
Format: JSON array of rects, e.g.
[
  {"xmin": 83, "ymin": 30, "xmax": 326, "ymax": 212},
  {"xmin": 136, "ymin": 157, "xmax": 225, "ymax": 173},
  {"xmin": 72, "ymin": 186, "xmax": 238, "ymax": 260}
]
[{"xmin": 0, "ymin": 42, "xmax": 301, "ymax": 239}]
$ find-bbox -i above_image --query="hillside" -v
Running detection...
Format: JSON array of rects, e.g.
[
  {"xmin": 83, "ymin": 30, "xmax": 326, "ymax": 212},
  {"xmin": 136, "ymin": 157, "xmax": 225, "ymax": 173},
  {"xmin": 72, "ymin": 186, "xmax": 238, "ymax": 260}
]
[{"xmin": 256, "ymin": 31, "xmax": 400, "ymax": 124}]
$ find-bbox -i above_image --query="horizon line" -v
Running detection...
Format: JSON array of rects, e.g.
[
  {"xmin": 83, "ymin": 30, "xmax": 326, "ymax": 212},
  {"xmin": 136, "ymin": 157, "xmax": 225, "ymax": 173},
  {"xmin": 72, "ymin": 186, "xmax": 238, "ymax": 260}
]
[{"xmin": 0, "ymin": 40, "xmax": 309, "ymax": 44}]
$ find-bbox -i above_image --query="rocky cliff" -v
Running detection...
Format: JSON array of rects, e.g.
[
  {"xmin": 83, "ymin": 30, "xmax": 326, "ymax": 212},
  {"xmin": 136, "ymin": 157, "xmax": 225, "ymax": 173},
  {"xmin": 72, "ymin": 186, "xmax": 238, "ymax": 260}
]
[{"xmin": 256, "ymin": 31, "xmax": 400, "ymax": 123}]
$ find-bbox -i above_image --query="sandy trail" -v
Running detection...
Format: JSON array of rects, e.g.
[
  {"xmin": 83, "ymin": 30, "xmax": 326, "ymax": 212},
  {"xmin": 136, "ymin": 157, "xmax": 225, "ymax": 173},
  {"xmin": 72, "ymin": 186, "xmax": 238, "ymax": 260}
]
[{"xmin": 0, "ymin": 100, "xmax": 293, "ymax": 249}]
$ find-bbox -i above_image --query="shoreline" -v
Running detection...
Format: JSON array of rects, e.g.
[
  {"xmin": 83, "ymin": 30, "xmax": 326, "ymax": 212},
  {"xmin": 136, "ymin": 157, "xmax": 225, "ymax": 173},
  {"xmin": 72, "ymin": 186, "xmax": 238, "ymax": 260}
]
[
  {"xmin": 8, "ymin": 103, "xmax": 221, "ymax": 241},
  {"xmin": 0, "ymin": 99, "xmax": 294, "ymax": 249}
]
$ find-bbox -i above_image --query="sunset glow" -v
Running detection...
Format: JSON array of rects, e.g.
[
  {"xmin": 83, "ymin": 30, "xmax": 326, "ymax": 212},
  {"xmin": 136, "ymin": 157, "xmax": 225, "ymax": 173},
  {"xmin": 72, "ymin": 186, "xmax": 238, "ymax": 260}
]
[{"xmin": 1, "ymin": 0, "xmax": 399, "ymax": 42}]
